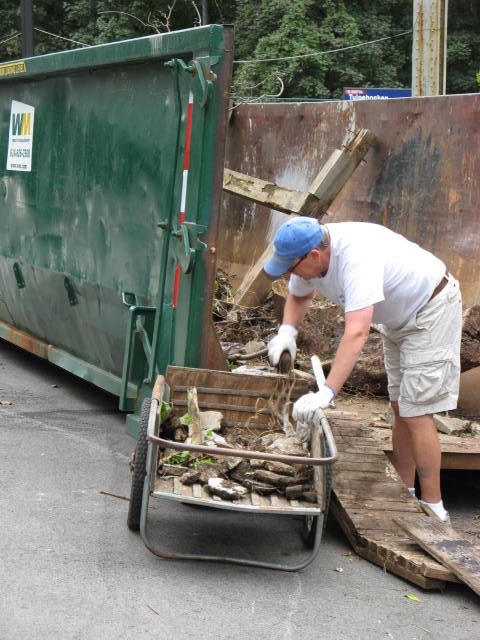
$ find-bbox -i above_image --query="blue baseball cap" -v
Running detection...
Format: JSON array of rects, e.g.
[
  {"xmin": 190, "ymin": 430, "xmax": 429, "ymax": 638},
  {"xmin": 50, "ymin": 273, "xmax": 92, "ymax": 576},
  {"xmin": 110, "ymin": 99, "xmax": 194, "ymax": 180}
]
[{"xmin": 264, "ymin": 217, "xmax": 324, "ymax": 277}]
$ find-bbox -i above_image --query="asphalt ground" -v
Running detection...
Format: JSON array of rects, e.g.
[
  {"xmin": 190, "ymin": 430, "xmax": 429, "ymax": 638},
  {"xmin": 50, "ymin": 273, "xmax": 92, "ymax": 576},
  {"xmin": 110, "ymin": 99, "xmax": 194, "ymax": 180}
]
[{"xmin": 1, "ymin": 339, "xmax": 479, "ymax": 640}]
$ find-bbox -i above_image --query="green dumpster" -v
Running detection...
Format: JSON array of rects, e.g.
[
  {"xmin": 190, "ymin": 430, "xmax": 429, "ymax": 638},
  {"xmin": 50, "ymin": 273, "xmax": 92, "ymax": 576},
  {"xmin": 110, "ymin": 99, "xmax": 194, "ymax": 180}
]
[{"xmin": 0, "ymin": 25, "xmax": 233, "ymax": 436}]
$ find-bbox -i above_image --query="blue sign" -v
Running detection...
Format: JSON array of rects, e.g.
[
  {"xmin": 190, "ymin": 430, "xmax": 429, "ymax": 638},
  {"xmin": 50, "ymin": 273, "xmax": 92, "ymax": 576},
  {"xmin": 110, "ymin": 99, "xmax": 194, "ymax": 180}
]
[{"xmin": 344, "ymin": 87, "xmax": 412, "ymax": 101}]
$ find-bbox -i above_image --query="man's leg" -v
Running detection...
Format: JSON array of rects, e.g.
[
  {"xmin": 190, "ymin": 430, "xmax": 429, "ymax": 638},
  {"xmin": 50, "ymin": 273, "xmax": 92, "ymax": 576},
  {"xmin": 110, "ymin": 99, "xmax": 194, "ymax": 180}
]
[
  {"xmin": 397, "ymin": 411, "xmax": 442, "ymax": 503},
  {"xmin": 391, "ymin": 401, "xmax": 445, "ymax": 517},
  {"xmin": 390, "ymin": 400, "xmax": 416, "ymax": 489}
]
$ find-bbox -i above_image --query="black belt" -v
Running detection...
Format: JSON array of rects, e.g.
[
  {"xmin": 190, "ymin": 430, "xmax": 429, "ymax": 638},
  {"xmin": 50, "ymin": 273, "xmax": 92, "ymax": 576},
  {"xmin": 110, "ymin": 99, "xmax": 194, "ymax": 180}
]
[{"xmin": 429, "ymin": 273, "xmax": 449, "ymax": 302}]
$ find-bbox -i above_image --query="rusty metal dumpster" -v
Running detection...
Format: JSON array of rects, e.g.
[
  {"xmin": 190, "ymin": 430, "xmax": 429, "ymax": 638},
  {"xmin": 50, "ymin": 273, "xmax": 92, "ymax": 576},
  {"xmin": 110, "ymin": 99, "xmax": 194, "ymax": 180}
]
[{"xmin": 0, "ymin": 25, "xmax": 233, "ymax": 436}]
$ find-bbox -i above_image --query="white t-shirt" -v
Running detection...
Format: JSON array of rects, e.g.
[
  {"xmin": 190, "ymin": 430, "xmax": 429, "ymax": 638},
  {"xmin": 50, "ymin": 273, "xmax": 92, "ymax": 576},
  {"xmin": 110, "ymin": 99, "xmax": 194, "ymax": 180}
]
[{"xmin": 288, "ymin": 222, "xmax": 446, "ymax": 330}]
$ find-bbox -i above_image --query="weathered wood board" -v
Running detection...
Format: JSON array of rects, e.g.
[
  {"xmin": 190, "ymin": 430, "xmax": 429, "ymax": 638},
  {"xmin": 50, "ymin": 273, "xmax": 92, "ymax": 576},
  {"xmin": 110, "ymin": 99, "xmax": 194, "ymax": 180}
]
[
  {"xmin": 394, "ymin": 516, "xmax": 480, "ymax": 597},
  {"xmin": 326, "ymin": 404, "xmax": 468, "ymax": 589}
]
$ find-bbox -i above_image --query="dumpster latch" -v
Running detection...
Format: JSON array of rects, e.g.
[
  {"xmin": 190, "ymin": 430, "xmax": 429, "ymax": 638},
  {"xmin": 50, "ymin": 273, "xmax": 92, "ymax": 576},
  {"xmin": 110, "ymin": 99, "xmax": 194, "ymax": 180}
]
[
  {"xmin": 13, "ymin": 262, "xmax": 26, "ymax": 289},
  {"xmin": 170, "ymin": 221, "xmax": 207, "ymax": 274}
]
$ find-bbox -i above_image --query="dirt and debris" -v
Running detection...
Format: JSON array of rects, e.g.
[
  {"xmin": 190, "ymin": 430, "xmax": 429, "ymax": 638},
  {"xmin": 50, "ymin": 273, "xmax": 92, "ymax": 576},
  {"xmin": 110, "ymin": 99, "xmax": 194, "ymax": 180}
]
[
  {"xmin": 214, "ymin": 271, "xmax": 388, "ymax": 397},
  {"xmin": 157, "ymin": 387, "xmax": 315, "ymax": 502},
  {"xmin": 213, "ymin": 269, "xmax": 480, "ymax": 425}
]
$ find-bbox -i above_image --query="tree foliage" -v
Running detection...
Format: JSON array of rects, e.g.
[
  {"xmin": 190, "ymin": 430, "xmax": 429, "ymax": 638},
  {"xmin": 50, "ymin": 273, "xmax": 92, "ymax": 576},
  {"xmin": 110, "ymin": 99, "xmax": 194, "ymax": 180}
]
[{"xmin": 0, "ymin": 1, "xmax": 479, "ymax": 98}]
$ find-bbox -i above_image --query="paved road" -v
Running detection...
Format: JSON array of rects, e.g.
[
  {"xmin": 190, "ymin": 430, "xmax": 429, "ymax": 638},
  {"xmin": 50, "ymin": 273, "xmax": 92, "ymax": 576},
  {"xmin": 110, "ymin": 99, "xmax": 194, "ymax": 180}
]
[{"xmin": 1, "ymin": 339, "xmax": 479, "ymax": 640}]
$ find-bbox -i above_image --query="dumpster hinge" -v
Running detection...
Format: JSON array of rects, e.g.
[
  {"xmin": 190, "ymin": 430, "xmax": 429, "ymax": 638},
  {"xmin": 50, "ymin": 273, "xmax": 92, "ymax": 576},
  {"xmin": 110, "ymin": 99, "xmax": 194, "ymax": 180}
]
[
  {"xmin": 164, "ymin": 58, "xmax": 215, "ymax": 108},
  {"xmin": 170, "ymin": 221, "xmax": 206, "ymax": 274}
]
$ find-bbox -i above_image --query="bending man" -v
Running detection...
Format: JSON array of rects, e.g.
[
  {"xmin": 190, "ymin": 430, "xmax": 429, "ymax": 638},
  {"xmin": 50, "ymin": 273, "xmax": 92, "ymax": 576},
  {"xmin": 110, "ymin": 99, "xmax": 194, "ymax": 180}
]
[{"xmin": 265, "ymin": 217, "xmax": 462, "ymax": 523}]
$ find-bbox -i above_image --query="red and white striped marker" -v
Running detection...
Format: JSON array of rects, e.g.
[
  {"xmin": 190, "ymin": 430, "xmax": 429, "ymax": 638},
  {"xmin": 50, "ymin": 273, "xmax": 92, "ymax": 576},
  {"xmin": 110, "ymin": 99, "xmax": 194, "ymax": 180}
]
[{"xmin": 173, "ymin": 90, "xmax": 194, "ymax": 308}]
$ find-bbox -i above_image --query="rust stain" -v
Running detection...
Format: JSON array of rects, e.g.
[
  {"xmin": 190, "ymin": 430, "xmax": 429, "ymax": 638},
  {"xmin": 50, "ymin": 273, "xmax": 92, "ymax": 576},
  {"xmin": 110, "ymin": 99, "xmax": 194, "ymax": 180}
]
[{"xmin": 7, "ymin": 323, "xmax": 50, "ymax": 359}]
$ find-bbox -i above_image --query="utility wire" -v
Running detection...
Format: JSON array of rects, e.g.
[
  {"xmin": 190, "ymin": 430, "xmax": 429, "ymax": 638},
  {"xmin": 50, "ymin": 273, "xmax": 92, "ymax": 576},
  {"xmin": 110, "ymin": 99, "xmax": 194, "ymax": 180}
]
[
  {"xmin": 0, "ymin": 28, "xmax": 90, "ymax": 49},
  {"xmin": 233, "ymin": 29, "xmax": 412, "ymax": 64},
  {"xmin": 0, "ymin": 32, "xmax": 21, "ymax": 47},
  {"xmin": 34, "ymin": 28, "xmax": 90, "ymax": 47}
]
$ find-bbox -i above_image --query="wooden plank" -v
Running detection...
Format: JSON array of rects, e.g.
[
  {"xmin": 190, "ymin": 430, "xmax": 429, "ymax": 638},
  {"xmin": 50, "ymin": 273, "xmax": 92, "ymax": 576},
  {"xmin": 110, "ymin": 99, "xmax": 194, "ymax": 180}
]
[
  {"xmin": 306, "ymin": 128, "xmax": 376, "ymax": 214},
  {"xmin": 173, "ymin": 477, "xmax": 192, "ymax": 497},
  {"xmin": 334, "ymin": 462, "xmax": 396, "ymax": 472},
  {"xmin": 366, "ymin": 426, "xmax": 480, "ymax": 471},
  {"xmin": 231, "ymin": 244, "xmax": 280, "ymax": 308},
  {"xmin": 223, "ymin": 129, "xmax": 375, "ymax": 217},
  {"xmin": 330, "ymin": 499, "xmax": 450, "ymax": 589},
  {"xmin": 327, "ymin": 402, "xmax": 463, "ymax": 588},
  {"xmin": 394, "ymin": 516, "xmax": 480, "ymax": 596},
  {"xmin": 192, "ymin": 483, "xmax": 203, "ymax": 499},
  {"xmin": 338, "ymin": 498, "xmax": 418, "ymax": 511},
  {"xmin": 228, "ymin": 128, "xmax": 375, "ymax": 308},
  {"xmin": 223, "ymin": 169, "xmax": 319, "ymax": 216}
]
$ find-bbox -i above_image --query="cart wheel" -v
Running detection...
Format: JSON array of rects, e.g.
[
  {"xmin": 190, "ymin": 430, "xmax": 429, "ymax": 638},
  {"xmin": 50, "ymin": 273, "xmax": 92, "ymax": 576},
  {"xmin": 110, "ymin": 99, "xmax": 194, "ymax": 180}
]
[
  {"xmin": 303, "ymin": 437, "xmax": 333, "ymax": 547},
  {"xmin": 127, "ymin": 397, "xmax": 151, "ymax": 531}
]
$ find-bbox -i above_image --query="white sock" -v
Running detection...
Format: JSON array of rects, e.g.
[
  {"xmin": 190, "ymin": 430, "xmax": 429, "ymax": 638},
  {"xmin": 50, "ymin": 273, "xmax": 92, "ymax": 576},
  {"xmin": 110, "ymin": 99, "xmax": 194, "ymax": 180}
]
[
  {"xmin": 408, "ymin": 487, "xmax": 416, "ymax": 498},
  {"xmin": 419, "ymin": 499, "xmax": 448, "ymax": 520}
]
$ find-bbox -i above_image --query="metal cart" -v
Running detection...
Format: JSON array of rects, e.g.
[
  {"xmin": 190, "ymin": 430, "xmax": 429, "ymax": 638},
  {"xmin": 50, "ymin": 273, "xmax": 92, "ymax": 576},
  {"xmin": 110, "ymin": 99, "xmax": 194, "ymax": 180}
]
[{"xmin": 127, "ymin": 365, "xmax": 338, "ymax": 571}]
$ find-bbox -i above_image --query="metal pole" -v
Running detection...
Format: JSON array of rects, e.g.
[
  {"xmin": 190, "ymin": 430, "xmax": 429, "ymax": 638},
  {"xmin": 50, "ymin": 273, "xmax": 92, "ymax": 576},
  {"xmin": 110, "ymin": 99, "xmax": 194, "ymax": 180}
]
[
  {"xmin": 202, "ymin": 0, "xmax": 209, "ymax": 25},
  {"xmin": 21, "ymin": 0, "xmax": 34, "ymax": 57}
]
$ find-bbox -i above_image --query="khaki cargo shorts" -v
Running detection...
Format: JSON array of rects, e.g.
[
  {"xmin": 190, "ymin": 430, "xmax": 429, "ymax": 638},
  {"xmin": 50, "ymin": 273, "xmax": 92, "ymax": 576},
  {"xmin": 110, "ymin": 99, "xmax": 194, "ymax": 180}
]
[{"xmin": 377, "ymin": 275, "xmax": 462, "ymax": 418}]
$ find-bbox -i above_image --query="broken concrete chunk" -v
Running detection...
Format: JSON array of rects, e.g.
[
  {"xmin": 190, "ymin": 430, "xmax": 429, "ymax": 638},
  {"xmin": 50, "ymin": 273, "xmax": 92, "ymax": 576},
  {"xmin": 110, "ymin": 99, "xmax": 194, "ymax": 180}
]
[
  {"xmin": 159, "ymin": 463, "xmax": 188, "ymax": 477},
  {"xmin": 471, "ymin": 422, "xmax": 480, "ymax": 436},
  {"xmin": 433, "ymin": 414, "xmax": 469, "ymax": 435},
  {"xmin": 244, "ymin": 339, "xmax": 265, "ymax": 355},
  {"xmin": 200, "ymin": 410, "xmax": 224, "ymax": 433},
  {"xmin": 265, "ymin": 460, "xmax": 296, "ymax": 476},
  {"xmin": 204, "ymin": 432, "xmax": 232, "ymax": 448},
  {"xmin": 181, "ymin": 469, "xmax": 202, "ymax": 485},
  {"xmin": 267, "ymin": 435, "xmax": 306, "ymax": 457},
  {"xmin": 285, "ymin": 484, "xmax": 305, "ymax": 499},
  {"xmin": 223, "ymin": 456, "xmax": 244, "ymax": 471},
  {"xmin": 253, "ymin": 469, "xmax": 305, "ymax": 487},
  {"xmin": 207, "ymin": 477, "xmax": 249, "ymax": 501}
]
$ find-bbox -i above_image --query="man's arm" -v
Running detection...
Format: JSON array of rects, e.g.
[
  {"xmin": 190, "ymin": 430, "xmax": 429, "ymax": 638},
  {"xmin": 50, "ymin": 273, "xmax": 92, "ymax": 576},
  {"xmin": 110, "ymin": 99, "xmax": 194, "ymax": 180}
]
[
  {"xmin": 325, "ymin": 305, "xmax": 373, "ymax": 393},
  {"xmin": 282, "ymin": 292, "xmax": 315, "ymax": 327}
]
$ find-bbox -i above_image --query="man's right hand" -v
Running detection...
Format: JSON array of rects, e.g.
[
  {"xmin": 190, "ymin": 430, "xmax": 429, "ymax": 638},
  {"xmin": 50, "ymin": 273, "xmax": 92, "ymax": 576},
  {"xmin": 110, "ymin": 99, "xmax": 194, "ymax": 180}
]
[{"xmin": 268, "ymin": 324, "xmax": 298, "ymax": 366}]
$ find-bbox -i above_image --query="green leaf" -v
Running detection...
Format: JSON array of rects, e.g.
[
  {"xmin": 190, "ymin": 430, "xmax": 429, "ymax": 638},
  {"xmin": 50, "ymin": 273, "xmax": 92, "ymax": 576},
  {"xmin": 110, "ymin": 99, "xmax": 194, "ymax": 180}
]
[
  {"xmin": 167, "ymin": 451, "xmax": 191, "ymax": 466},
  {"xmin": 192, "ymin": 456, "xmax": 217, "ymax": 468},
  {"xmin": 405, "ymin": 593, "xmax": 421, "ymax": 602},
  {"xmin": 160, "ymin": 401, "xmax": 172, "ymax": 421}
]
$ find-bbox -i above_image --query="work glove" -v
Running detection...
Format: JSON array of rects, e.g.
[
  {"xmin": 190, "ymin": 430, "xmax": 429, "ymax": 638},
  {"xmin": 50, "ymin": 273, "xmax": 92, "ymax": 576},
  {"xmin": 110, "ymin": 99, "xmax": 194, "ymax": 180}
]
[
  {"xmin": 268, "ymin": 324, "xmax": 298, "ymax": 366},
  {"xmin": 292, "ymin": 384, "xmax": 336, "ymax": 424},
  {"xmin": 296, "ymin": 421, "xmax": 311, "ymax": 445}
]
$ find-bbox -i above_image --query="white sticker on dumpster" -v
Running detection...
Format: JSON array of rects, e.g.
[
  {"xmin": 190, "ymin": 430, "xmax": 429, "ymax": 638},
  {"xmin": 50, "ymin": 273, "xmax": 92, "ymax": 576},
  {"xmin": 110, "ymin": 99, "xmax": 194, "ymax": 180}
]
[{"xmin": 7, "ymin": 100, "xmax": 35, "ymax": 172}]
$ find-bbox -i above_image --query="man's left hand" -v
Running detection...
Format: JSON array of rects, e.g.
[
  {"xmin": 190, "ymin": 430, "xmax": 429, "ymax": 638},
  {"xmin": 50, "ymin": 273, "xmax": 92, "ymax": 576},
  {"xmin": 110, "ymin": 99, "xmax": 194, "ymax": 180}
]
[{"xmin": 292, "ymin": 384, "xmax": 335, "ymax": 423}]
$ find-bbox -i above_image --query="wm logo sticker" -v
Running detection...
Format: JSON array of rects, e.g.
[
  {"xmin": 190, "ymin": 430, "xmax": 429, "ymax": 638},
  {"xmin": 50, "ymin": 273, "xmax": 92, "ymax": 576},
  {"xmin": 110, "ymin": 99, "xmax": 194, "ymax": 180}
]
[
  {"xmin": 11, "ymin": 111, "xmax": 32, "ymax": 136},
  {"xmin": 7, "ymin": 100, "xmax": 35, "ymax": 172}
]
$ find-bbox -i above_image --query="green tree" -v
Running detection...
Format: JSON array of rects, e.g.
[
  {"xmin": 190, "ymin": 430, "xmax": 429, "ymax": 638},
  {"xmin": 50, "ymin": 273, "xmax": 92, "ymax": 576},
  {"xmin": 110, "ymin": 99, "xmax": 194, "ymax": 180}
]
[
  {"xmin": 1, "ymin": 2, "xmax": 23, "ymax": 60},
  {"xmin": 447, "ymin": 0, "xmax": 480, "ymax": 94},
  {"xmin": 232, "ymin": 0, "xmax": 412, "ymax": 100},
  {"xmin": 1, "ymin": 1, "xmax": 479, "ymax": 97},
  {"xmin": 0, "ymin": 1, "xmax": 235, "ymax": 61}
]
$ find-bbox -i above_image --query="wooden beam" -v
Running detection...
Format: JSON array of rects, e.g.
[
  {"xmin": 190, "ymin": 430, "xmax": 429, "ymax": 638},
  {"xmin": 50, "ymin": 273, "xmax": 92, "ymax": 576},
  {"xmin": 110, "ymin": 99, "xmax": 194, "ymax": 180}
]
[
  {"xmin": 223, "ymin": 170, "xmax": 319, "ymax": 216},
  {"xmin": 227, "ymin": 128, "xmax": 375, "ymax": 307},
  {"xmin": 231, "ymin": 244, "xmax": 275, "ymax": 308},
  {"xmin": 223, "ymin": 128, "xmax": 376, "ymax": 217},
  {"xmin": 306, "ymin": 128, "xmax": 376, "ymax": 214},
  {"xmin": 368, "ymin": 426, "xmax": 480, "ymax": 471}
]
